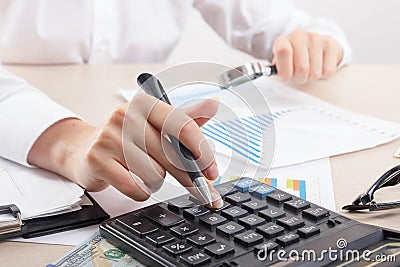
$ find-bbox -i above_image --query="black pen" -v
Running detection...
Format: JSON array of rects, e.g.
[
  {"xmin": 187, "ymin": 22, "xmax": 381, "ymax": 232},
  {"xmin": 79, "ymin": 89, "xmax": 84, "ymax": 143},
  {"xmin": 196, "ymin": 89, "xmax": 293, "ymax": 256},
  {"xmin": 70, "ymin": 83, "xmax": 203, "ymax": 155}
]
[{"xmin": 137, "ymin": 73, "xmax": 213, "ymax": 205}]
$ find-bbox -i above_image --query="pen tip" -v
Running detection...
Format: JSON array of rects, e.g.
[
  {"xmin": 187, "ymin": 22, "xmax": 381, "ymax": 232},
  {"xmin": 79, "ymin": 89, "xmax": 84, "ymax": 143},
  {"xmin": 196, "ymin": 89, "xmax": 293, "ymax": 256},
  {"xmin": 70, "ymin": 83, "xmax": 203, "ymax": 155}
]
[{"xmin": 193, "ymin": 177, "xmax": 213, "ymax": 205}]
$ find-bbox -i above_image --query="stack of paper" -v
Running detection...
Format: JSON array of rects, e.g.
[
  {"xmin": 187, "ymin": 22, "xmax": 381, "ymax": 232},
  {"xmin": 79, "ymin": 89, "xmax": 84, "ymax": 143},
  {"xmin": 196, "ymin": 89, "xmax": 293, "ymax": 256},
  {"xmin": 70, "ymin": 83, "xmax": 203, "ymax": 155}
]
[{"xmin": 0, "ymin": 157, "xmax": 85, "ymax": 220}]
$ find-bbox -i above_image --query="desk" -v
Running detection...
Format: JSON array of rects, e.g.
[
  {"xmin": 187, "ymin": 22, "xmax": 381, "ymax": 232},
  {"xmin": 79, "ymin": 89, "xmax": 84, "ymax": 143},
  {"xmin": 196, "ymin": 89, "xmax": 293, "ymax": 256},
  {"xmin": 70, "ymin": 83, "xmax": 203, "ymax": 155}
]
[{"xmin": 0, "ymin": 64, "xmax": 399, "ymax": 266}]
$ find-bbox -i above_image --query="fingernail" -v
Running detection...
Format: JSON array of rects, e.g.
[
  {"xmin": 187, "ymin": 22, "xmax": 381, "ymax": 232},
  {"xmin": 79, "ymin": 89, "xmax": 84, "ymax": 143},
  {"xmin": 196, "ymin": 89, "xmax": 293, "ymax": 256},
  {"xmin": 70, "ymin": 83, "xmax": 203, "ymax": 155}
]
[
  {"xmin": 132, "ymin": 176, "xmax": 152, "ymax": 195},
  {"xmin": 205, "ymin": 163, "xmax": 219, "ymax": 180},
  {"xmin": 212, "ymin": 97, "xmax": 220, "ymax": 102},
  {"xmin": 211, "ymin": 191, "xmax": 223, "ymax": 209}
]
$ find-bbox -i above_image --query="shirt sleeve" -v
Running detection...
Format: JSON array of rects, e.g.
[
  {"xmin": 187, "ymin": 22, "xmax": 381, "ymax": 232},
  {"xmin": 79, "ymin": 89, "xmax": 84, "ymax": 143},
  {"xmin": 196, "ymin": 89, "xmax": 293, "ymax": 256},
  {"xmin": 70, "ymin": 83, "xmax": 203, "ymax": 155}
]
[
  {"xmin": 193, "ymin": 0, "xmax": 351, "ymax": 66},
  {"xmin": 0, "ymin": 66, "xmax": 79, "ymax": 167}
]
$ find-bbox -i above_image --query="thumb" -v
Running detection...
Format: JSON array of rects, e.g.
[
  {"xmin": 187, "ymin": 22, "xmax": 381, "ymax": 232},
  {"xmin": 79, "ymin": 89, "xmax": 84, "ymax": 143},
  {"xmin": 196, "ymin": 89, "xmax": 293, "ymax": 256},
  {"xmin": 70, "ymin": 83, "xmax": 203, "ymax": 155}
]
[{"xmin": 183, "ymin": 98, "xmax": 220, "ymax": 127}]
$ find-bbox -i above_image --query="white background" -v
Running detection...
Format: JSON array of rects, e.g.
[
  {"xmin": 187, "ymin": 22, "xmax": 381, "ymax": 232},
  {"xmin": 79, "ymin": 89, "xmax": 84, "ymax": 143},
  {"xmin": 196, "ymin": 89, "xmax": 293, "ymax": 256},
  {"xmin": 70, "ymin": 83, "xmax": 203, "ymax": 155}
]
[{"xmin": 167, "ymin": 0, "xmax": 400, "ymax": 64}]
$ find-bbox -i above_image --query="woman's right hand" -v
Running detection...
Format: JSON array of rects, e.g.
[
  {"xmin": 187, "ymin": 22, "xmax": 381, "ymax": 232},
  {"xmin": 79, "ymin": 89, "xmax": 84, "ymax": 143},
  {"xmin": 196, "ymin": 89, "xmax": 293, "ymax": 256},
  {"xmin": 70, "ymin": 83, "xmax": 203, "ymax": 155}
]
[{"xmin": 28, "ymin": 94, "xmax": 223, "ymax": 208}]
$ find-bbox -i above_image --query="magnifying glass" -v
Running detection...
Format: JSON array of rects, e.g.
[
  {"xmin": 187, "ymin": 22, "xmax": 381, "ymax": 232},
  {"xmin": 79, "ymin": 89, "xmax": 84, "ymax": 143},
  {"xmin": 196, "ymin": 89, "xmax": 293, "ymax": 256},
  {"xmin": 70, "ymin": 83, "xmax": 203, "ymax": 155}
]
[{"xmin": 218, "ymin": 63, "xmax": 277, "ymax": 88}]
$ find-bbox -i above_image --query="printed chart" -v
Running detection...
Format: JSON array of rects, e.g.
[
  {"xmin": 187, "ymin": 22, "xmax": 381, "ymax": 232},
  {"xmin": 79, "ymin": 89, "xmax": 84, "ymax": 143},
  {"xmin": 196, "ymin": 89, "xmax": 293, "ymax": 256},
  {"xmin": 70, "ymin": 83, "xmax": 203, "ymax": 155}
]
[{"xmin": 213, "ymin": 176, "xmax": 319, "ymax": 203}]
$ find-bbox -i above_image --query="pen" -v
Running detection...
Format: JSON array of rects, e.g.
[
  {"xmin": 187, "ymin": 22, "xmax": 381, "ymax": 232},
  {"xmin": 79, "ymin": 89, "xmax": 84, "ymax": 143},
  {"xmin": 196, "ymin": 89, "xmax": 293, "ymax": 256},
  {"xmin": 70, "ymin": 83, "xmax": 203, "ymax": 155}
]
[{"xmin": 137, "ymin": 73, "xmax": 213, "ymax": 205}]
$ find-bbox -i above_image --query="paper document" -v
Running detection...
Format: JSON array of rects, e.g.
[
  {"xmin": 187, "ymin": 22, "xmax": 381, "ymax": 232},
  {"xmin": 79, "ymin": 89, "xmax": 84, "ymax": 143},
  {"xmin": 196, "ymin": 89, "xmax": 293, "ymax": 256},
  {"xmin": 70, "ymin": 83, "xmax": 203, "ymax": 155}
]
[
  {"xmin": 121, "ymin": 78, "xmax": 400, "ymax": 168},
  {"xmin": 0, "ymin": 157, "xmax": 84, "ymax": 220}
]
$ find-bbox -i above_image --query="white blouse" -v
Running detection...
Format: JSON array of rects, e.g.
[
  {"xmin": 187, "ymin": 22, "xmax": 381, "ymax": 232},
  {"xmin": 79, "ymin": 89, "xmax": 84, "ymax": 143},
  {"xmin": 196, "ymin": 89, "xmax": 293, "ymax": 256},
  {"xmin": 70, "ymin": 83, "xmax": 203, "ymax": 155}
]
[{"xmin": 0, "ymin": 0, "xmax": 351, "ymax": 166}]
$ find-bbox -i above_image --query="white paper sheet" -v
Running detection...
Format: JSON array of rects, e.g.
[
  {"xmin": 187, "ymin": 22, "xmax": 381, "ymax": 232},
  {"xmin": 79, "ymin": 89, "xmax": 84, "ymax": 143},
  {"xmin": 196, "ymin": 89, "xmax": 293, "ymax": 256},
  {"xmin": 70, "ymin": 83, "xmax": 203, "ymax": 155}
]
[
  {"xmin": 0, "ymin": 157, "xmax": 84, "ymax": 220},
  {"xmin": 12, "ymin": 157, "xmax": 334, "ymax": 246}
]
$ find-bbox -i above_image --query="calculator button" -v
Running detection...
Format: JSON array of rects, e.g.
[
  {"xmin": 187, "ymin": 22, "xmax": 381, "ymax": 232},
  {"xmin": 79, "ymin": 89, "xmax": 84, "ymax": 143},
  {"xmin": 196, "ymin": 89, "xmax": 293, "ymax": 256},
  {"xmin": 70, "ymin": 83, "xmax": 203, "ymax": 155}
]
[
  {"xmin": 225, "ymin": 192, "xmax": 251, "ymax": 205},
  {"xmin": 188, "ymin": 195, "xmax": 203, "ymax": 204},
  {"xmin": 297, "ymin": 225, "xmax": 321, "ymax": 238},
  {"xmin": 276, "ymin": 216, "xmax": 305, "ymax": 230},
  {"xmin": 221, "ymin": 207, "xmax": 248, "ymax": 220},
  {"xmin": 183, "ymin": 206, "xmax": 210, "ymax": 221},
  {"xmin": 168, "ymin": 198, "xmax": 195, "ymax": 213},
  {"xmin": 206, "ymin": 201, "xmax": 230, "ymax": 212},
  {"xmin": 254, "ymin": 241, "xmax": 279, "ymax": 255},
  {"xmin": 267, "ymin": 192, "xmax": 292, "ymax": 204},
  {"xmin": 146, "ymin": 231, "xmax": 175, "ymax": 247},
  {"xmin": 283, "ymin": 199, "xmax": 311, "ymax": 212},
  {"xmin": 241, "ymin": 199, "xmax": 268, "ymax": 213},
  {"xmin": 256, "ymin": 222, "xmax": 284, "ymax": 238},
  {"xmin": 327, "ymin": 219, "xmax": 337, "ymax": 227},
  {"xmin": 116, "ymin": 215, "xmax": 157, "ymax": 237},
  {"xmin": 302, "ymin": 207, "xmax": 330, "ymax": 220},
  {"xmin": 187, "ymin": 233, "xmax": 216, "ymax": 248},
  {"xmin": 238, "ymin": 214, "xmax": 266, "ymax": 229},
  {"xmin": 250, "ymin": 184, "xmax": 275, "ymax": 199},
  {"xmin": 205, "ymin": 242, "xmax": 235, "ymax": 259},
  {"xmin": 258, "ymin": 208, "xmax": 286, "ymax": 221},
  {"xmin": 142, "ymin": 206, "xmax": 184, "ymax": 229},
  {"xmin": 216, "ymin": 222, "xmax": 245, "ymax": 237},
  {"xmin": 163, "ymin": 241, "xmax": 192, "ymax": 256},
  {"xmin": 180, "ymin": 251, "xmax": 211, "ymax": 266},
  {"xmin": 214, "ymin": 184, "xmax": 238, "ymax": 197},
  {"xmin": 171, "ymin": 223, "xmax": 198, "ymax": 238},
  {"xmin": 199, "ymin": 213, "xmax": 227, "ymax": 228},
  {"xmin": 276, "ymin": 233, "xmax": 300, "ymax": 247},
  {"xmin": 233, "ymin": 177, "xmax": 260, "ymax": 192},
  {"xmin": 234, "ymin": 230, "xmax": 264, "ymax": 247}
]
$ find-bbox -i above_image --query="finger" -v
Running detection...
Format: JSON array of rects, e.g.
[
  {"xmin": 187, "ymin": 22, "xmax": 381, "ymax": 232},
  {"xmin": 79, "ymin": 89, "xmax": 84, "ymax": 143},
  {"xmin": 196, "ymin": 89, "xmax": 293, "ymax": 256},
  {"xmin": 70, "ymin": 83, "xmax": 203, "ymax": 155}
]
[
  {"xmin": 102, "ymin": 160, "xmax": 151, "ymax": 201},
  {"xmin": 183, "ymin": 98, "xmax": 220, "ymax": 127},
  {"xmin": 132, "ymin": 95, "xmax": 218, "ymax": 178},
  {"xmin": 322, "ymin": 39, "xmax": 341, "ymax": 78},
  {"xmin": 124, "ymin": 142, "xmax": 166, "ymax": 192},
  {"xmin": 125, "ymin": 109, "xmax": 218, "ymax": 183},
  {"xmin": 99, "ymin": 107, "xmax": 166, "ymax": 192},
  {"xmin": 180, "ymin": 98, "xmax": 220, "ymax": 179},
  {"xmin": 289, "ymin": 32, "xmax": 310, "ymax": 84},
  {"xmin": 272, "ymin": 36, "xmax": 293, "ymax": 82},
  {"xmin": 308, "ymin": 34, "xmax": 324, "ymax": 81},
  {"xmin": 163, "ymin": 110, "xmax": 218, "ymax": 179},
  {"xmin": 209, "ymin": 186, "xmax": 224, "ymax": 209},
  {"xmin": 167, "ymin": 164, "xmax": 223, "ymax": 209},
  {"xmin": 79, "ymin": 176, "xmax": 109, "ymax": 192}
]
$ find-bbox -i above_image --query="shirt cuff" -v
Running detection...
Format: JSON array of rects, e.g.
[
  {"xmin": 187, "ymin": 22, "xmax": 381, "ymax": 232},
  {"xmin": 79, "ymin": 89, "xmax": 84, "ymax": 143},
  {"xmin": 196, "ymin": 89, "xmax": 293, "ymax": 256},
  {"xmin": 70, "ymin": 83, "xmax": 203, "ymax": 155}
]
[{"xmin": 0, "ymin": 90, "xmax": 79, "ymax": 167}]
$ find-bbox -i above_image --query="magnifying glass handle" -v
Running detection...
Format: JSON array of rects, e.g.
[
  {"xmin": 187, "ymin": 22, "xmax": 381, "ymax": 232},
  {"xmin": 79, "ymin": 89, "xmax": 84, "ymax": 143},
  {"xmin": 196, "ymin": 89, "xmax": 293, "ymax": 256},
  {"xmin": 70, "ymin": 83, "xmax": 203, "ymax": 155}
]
[{"xmin": 218, "ymin": 62, "xmax": 278, "ymax": 88}]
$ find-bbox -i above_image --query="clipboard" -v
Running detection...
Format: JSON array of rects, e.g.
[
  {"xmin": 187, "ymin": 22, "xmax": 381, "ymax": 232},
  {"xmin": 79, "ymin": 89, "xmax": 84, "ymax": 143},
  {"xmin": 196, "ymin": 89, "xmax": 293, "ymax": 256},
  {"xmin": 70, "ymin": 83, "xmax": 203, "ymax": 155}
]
[{"xmin": 0, "ymin": 192, "xmax": 109, "ymax": 239}]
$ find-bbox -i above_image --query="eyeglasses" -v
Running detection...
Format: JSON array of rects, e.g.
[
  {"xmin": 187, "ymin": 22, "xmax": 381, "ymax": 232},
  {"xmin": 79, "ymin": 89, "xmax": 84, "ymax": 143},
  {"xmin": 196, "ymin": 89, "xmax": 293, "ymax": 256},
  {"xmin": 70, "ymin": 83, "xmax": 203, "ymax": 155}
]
[{"xmin": 342, "ymin": 165, "xmax": 400, "ymax": 211}]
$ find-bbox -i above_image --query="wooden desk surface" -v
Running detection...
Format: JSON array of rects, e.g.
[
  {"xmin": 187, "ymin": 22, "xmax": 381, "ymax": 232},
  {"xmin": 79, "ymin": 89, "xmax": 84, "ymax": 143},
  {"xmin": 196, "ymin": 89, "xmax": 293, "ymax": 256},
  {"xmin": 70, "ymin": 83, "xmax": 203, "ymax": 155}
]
[{"xmin": 0, "ymin": 64, "xmax": 399, "ymax": 266}]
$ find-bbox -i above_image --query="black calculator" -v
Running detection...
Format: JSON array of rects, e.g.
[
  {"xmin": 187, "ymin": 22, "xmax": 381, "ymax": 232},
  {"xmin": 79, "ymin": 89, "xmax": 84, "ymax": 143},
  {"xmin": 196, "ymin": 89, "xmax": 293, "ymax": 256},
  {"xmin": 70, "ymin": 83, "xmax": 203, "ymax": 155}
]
[{"xmin": 100, "ymin": 177, "xmax": 400, "ymax": 266}]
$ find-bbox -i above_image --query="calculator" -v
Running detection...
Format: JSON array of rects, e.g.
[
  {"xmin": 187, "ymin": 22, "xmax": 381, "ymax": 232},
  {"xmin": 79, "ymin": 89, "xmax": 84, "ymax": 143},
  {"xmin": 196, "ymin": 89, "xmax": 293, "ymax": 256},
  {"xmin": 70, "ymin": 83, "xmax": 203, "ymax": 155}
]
[{"xmin": 100, "ymin": 177, "xmax": 400, "ymax": 266}]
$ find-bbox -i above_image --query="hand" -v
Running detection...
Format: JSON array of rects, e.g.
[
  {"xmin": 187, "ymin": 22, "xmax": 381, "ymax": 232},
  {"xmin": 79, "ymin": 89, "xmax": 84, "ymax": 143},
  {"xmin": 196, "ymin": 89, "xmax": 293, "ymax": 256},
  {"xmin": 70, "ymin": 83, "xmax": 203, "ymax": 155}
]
[
  {"xmin": 28, "ymin": 95, "xmax": 223, "ymax": 208},
  {"xmin": 272, "ymin": 29, "xmax": 344, "ymax": 84}
]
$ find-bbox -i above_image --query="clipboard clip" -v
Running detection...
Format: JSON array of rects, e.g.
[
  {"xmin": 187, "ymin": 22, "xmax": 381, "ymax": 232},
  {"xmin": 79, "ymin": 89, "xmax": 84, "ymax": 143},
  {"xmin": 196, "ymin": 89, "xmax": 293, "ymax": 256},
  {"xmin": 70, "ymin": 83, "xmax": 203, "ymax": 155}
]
[{"xmin": 0, "ymin": 204, "xmax": 22, "ymax": 235}]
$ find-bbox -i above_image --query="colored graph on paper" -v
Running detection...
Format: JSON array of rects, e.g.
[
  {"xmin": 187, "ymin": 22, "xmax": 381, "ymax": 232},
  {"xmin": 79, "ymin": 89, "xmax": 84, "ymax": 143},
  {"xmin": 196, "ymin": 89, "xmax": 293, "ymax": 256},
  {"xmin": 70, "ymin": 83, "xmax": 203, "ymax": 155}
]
[
  {"xmin": 201, "ymin": 109, "xmax": 295, "ymax": 165},
  {"xmin": 259, "ymin": 178, "xmax": 307, "ymax": 200},
  {"xmin": 213, "ymin": 176, "xmax": 319, "ymax": 203}
]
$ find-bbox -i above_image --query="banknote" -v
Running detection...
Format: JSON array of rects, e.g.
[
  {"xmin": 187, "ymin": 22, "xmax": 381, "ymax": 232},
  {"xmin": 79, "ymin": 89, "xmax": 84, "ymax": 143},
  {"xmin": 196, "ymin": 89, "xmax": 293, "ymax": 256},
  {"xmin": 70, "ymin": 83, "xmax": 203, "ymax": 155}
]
[{"xmin": 47, "ymin": 232, "xmax": 145, "ymax": 267}]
